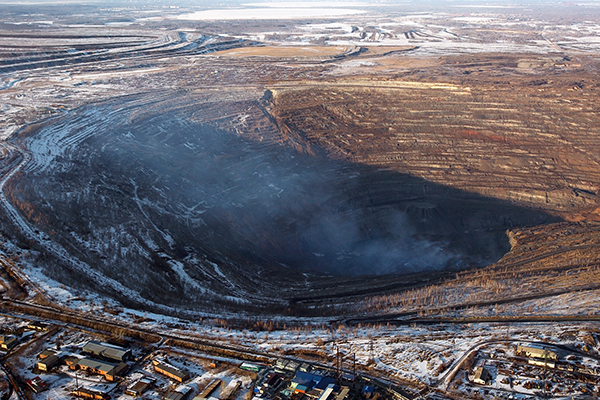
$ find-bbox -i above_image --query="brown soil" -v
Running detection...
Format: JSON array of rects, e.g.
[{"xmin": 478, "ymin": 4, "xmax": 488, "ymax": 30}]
[
  {"xmin": 213, "ymin": 45, "xmax": 352, "ymax": 58},
  {"xmin": 261, "ymin": 54, "xmax": 600, "ymax": 222}
]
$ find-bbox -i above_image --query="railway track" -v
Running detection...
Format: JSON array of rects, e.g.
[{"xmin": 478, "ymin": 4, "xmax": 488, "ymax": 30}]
[{"xmin": 0, "ymin": 298, "xmax": 275, "ymax": 364}]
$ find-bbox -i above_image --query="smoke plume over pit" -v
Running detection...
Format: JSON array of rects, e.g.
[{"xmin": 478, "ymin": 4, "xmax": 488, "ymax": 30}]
[{"xmin": 10, "ymin": 94, "xmax": 557, "ymax": 307}]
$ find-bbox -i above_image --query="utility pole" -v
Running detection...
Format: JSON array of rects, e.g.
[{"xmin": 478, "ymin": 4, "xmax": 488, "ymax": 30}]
[
  {"xmin": 336, "ymin": 345, "xmax": 342, "ymax": 385},
  {"xmin": 352, "ymin": 353, "xmax": 356, "ymax": 387},
  {"xmin": 333, "ymin": 343, "xmax": 340, "ymax": 385}
]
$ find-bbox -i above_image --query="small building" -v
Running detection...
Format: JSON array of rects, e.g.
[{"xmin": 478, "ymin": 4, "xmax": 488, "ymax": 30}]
[
  {"xmin": 473, "ymin": 366, "xmax": 491, "ymax": 385},
  {"xmin": 362, "ymin": 385, "xmax": 375, "ymax": 398},
  {"xmin": 517, "ymin": 344, "xmax": 558, "ymax": 361},
  {"xmin": 26, "ymin": 377, "xmax": 48, "ymax": 393},
  {"xmin": 126, "ymin": 377, "xmax": 155, "ymax": 396},
  {"xmin": 153, "ymin": 361, "xmax": 189, "ymax": 382},
  {"xmin": 299, "ymin": 362, "xmax": 312, "ymax": 373},
  {"xmin": 285, "ymin": 360, "xmax": 300, "ymax": 372},
  {"xmin": 0, "ymin": 335, "xmax": 18, "ymax": 350},
  {"xmin": 37, "ymin": 354, "xmax": 61, "ymax": 372},
  {"xmin": 274, "ymin": 358, "xmax": 299, "ymax": 374},
  {"xmin": 274, "ymin": 358, "xmax": 287, "ymax": 373},
  {"xmin": 239, "ymin": 362, "xmax": 264, "ymax": 372},
  {"xmin": 82, "ymin": 341, "xmax": 132, "ymax": 362},
  {"xmin": 27, "ymin": 321, "xmax": 50, "ymax": 331},
  {"xmin": 163, "ymin": 385, "xmax": 192, "ymax": 400}
]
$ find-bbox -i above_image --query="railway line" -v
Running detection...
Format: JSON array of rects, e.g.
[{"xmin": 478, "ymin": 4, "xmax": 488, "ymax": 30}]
[
  {"xmin": 0, "ymin": 297, "xmax": 429, "ymax": 398},
  {"xmin": 0, "ymin": 298, "xmax": 275, "ymax": 364}
]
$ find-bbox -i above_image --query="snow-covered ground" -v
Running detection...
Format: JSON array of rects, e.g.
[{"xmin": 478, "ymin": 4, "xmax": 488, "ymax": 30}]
[
  {"xmin": 177, "ymin": 8, "xmax": 368, "ymax": 20},
  {"xmin": 1, "ymin": 8, "xmax": 600, "ymax": 399},
  {"xmin": 2, "ymin": 309, "xmax": 598, "ymax": 400}
]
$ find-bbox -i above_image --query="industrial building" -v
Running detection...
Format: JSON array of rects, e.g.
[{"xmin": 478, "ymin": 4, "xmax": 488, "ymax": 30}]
[
  {"xmin": 274, "ymin": 358, "xmax": 299, "ymax": 374},
  {"xmin": 473, "ymin": 367, "xmax": 490, "ymax": 385},
  {"xmin": 0, "ymin": 335, "xmax": 18, "ymax": 350},
  {"xmin": 528, "ymin": 358, "xmax": 556, "ymax": 369},
  {"xmin": 26, "ymin": 377, "xmax": 49, "ymax": 393},
  {"xmin": 290, "ymin": 371, "xmax": 336, "ymax": 395},
  {"xmin": 71, "ymin": 388, "xmax": 110, "ymax": 400},
  {"xmin": 153, "ymin": 360, "xmax": 189, "ymax": 382},
  {"xmin": 82, "ymin": 341, "xmax": 132, "ymax": 362},
  {"xmin": 126, "ymin": 377, "xmax": 155, "ymax": 396},
  {"xmin": 65, "ymin": 355, "xmax": 83, "ymax": 369},
  {"xmin": 76, "ymin": 357, "xmax": 128, "ymax": 381},
  {"xmin": 517, "ymin": 344, "xmax": 558, "ymax": 361},
  {"xmin": 37, "ymin": 354, "xmax": 61, "ymax": 372},
  {"xmin": 26, "ymin": 321, "xmax": 50, "ymax": 331},
  {"xmin": 163, "ymin": 385, "xmax": 192, "ymax": 400}
]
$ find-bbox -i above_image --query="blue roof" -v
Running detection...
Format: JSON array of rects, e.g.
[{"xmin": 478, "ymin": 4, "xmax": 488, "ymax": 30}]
[
  {"xmin": 362, "ymin": 385, "xmax": 375, "ymax": 395},
  {"xmin": 292, "ymin": 372, "xmax": 322, "ymax": 389},
  {"xmin": 314, "ymin": 377, "xmax": 336, "ymax": 391},
  {"xmin": 295, "ymin": 384, "xmax": 309, "ymax": 393}
]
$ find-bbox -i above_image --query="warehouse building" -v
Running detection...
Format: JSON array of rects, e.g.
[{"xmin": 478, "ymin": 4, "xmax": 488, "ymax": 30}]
[
  {"xmin": 27, "ymin": 321, "xmax": 50, "ymax": 331},
  {"xmin": 37, "ymin": 354, "xmax": 62, "ymax": 372},
  {"xmin": 126, "ymin": 377, "xmax": 155, "ymax": 396},
  {"xmin": 71, "ymin": 388, "xmax": 110, "ymax": 400},
  {"xmin": 473, "ymin": 366, "xmax": 490, "ymax": 385},
  {"xmin": 153, "ymin": 360, "xmax": 189, "ymax": 382},
  {"xmin": 77, "ymin": 357, "xmax": 128, "ymax": 381},
  {"xmin": 163, "ymin": 385, "xmax": 192, "ymax": 400},
  {"xmin": 0, "ymin": 335, "xmax": 18, "ymax": 350},
  {"xmin": 517, "ymin": 344, "xmax": 558, "ymax": 361},
  {"xmin": 82, "ymin": 341, "xmax": 132, "ymax": 362}
]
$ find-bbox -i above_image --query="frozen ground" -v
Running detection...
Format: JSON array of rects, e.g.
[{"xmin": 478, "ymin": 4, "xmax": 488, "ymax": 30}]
[
  {"xmin": 177, "ymin": 8, "xmax": 368, "ymax": 20},
  {"xmin": 0, "ymin": 8, "xmax": 600, "ymax": 400},
  {"xmin": 2, "ymin": 309, "xmax": 598, "ymax": 400}
]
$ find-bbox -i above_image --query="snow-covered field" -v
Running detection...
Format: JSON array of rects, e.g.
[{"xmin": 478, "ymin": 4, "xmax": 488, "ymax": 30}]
[
  {"xmin": 2, "ymin": 308, "xmax": 599, "ymax": 400},
  {"xmin": 177, "ymin": 8, "xmax": 368, "ymax": 20},
  {"xmin": 1, "ymin": 7, "xmax": 600, "ymax": 400}
]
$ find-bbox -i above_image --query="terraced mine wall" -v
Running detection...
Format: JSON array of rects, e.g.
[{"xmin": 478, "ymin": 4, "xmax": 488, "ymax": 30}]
[
  {"xmin": 265, "ymin": 79, "xmax": 600, "ymax": 219},
  {"xmin": 1, "ymin": 88, "xmax": 562, "ymax": 312}
]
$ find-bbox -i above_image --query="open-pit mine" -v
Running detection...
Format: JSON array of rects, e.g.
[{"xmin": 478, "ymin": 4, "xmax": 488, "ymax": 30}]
[{"xmin": 1, "ymin": 1, "xmax": 600, "ymax": 322}]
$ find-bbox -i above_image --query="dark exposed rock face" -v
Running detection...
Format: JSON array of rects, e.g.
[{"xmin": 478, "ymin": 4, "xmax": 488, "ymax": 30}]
[{"xmin": 5, "ymin": 90, "xmax": 560, "ymax": 311}]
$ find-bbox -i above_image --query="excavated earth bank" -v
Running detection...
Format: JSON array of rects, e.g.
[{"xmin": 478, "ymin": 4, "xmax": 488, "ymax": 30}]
[{"xmin": 5, "ymin": 87, "xmax": 564, "ymax": 312}]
